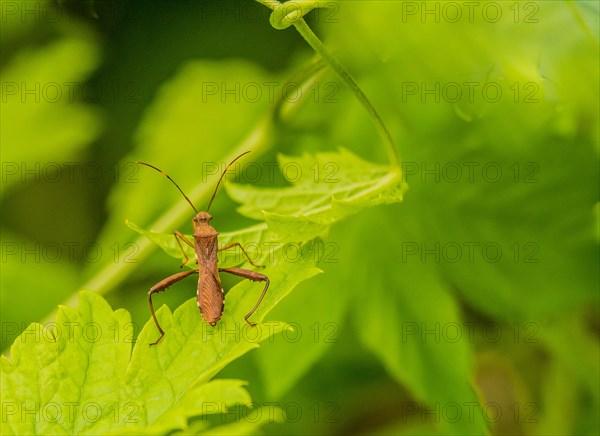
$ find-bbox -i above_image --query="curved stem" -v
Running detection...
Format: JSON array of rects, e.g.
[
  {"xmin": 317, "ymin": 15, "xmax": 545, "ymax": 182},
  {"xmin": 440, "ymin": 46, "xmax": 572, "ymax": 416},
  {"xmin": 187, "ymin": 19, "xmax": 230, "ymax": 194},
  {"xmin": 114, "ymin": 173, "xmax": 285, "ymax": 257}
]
[
  {"xmin": 294, "ymin": 19, "xmax": 401, "ymax": 169},
  {"xmin": 255, "ymin": 0, "xmax": 401, "ymax": 169}
]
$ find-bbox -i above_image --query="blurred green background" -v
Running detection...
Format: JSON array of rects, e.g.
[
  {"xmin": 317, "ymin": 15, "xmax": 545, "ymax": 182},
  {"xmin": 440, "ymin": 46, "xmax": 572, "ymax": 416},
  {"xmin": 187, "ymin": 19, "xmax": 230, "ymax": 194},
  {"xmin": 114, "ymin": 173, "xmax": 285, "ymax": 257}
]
[{"xmin": 1, "ymin": 0, "xmax": 598, "ymax": 434}]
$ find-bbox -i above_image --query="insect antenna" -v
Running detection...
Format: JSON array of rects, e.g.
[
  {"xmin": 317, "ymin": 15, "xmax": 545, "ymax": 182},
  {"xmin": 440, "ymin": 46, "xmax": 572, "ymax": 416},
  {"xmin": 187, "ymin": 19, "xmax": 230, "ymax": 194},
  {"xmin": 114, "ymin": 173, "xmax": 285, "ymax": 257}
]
[
  {"xmin": 206, "ymin": 151, "xmax": 251, "ymax": 212},
  {"xmin": 136, "ymin": 161, "xmax": 199, "ymax": 214}
]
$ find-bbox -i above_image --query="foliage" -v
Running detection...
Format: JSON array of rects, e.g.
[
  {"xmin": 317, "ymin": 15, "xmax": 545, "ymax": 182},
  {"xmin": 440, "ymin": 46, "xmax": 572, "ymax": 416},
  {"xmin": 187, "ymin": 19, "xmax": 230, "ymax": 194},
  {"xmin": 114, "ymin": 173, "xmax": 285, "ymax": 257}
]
[{"xmin": 1, "ymin": 1, "xmax": 598, "ymax": 435}]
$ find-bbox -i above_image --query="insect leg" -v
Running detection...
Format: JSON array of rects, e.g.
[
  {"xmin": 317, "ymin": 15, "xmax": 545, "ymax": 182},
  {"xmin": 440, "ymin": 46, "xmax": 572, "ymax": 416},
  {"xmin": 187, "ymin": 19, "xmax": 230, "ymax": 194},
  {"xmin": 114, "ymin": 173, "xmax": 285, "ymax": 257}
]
[
  {"xmin": 219, "ymin": 242, "xmax": 264, "ymax": 268},
  {"xmin": 148, "ymin": 269, "xmax": 198, "ymax": 345},
  {"xmin": 174, "ymin": 230, "xmax": 195, "ymax": 268},
  {"xmin": 218, "ymin": 267, "xmax": 269, "ymax": 327}
]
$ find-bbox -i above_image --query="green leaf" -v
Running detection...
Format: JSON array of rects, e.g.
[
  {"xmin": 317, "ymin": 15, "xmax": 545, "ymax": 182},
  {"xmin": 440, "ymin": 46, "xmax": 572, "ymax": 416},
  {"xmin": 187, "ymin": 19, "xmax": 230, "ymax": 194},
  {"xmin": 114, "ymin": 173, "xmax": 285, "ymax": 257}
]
[
  {"xmin": 127, "ymin": 147, "xmax": 408, "ymax": 403},
  {"xmin": 226, "ymin": 148, "xmax": 407, "ymax": 241},
  {"xmin": 1, "ymin": 237, "xmax": 320, "ymax": 435},
  {"xmin": 0, "ymin": 292, "xmax": 251, "ymax": 435},
  {"xmin": 314, "ymin": 1, "xmax": 598, "ymax": 322},
  {"xmin": 332, "ymin": 207, "xmax": 488, "ymax": 434}
]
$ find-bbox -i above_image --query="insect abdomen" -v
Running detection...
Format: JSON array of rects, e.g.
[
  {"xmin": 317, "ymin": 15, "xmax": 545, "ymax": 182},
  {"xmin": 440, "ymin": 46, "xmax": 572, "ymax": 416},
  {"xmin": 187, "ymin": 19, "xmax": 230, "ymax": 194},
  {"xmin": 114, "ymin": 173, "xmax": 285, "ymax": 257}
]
[{"xmin": 197, "ymin": 275, "xmax": 224, "ymax": 326}]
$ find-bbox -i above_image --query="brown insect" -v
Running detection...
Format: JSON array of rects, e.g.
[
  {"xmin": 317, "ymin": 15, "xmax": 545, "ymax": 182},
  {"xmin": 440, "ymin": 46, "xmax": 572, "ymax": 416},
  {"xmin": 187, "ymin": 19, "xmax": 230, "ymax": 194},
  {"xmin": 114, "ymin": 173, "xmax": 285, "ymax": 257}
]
[{"xmin": 136, "ymin": 151, "xmax": 269, "ymax": 345}]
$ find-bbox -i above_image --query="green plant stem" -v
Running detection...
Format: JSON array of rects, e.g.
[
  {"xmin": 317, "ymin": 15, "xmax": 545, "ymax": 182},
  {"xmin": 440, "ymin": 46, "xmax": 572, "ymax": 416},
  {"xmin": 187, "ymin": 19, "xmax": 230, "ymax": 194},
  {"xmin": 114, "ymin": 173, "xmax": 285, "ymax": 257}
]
[
  {"xmin": 293, "ymin": 20, "xmax": 401, "ymax": 169},
  {"xmin": 255, "ymin": 0, "xmax": 401, "ymax": 169}
]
